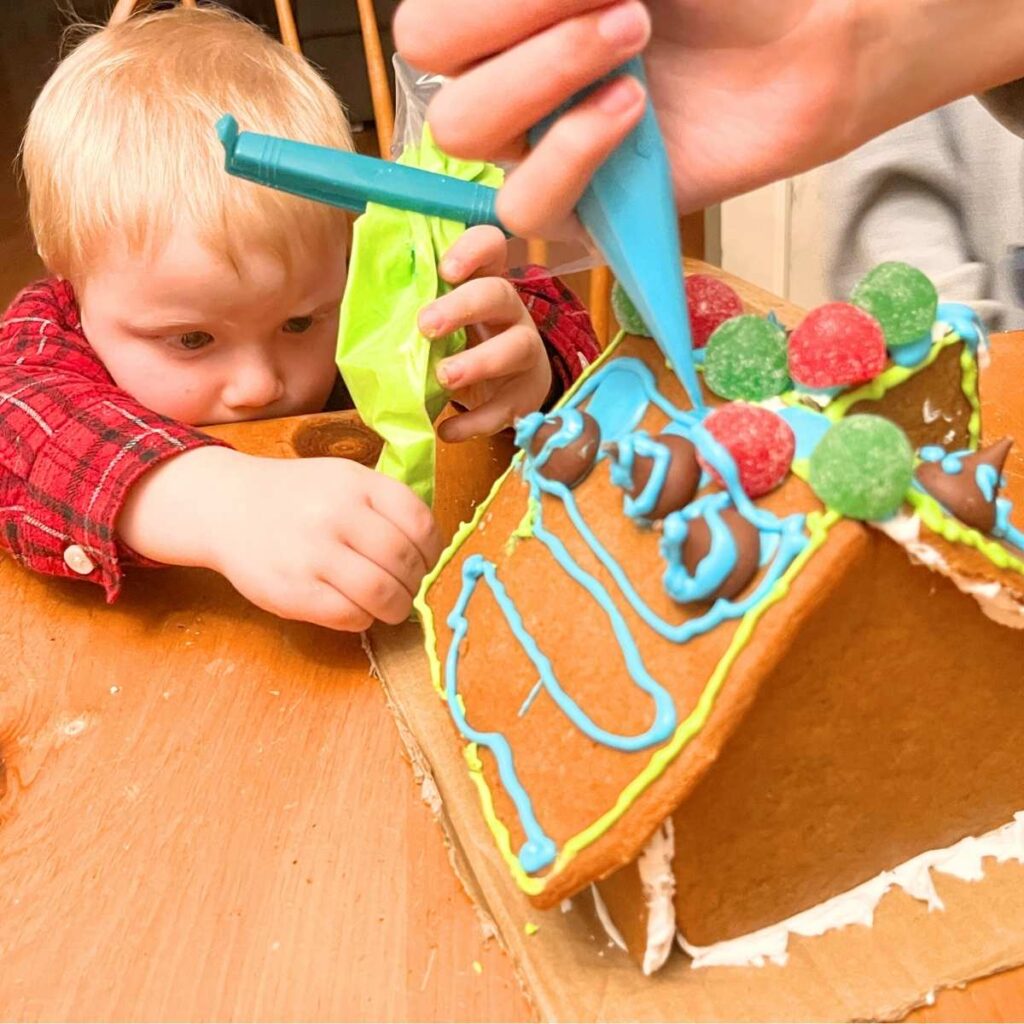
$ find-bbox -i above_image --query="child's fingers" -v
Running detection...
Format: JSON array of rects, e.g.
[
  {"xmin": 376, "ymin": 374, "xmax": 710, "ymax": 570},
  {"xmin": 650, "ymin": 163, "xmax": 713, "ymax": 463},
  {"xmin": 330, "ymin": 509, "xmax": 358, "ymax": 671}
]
[
  {"xmin": 363, "ymin": 476, "xmax": 444, "ymax": 568},
  {"xmin": 437, "ymin": 323, "xmax": 540, "ymax": 390},
  {"xmin": 440, "ymin": 225, "xmax": 507, "ymax": 284},
  {"xmin": 344, "ymin": 508, "xmax": 428, "ymax": 597},
  {"xmin": 419, "ymin": 276, "xmax": 526, "ymax": 339},
  {"xmin": 494, "ymin": 74, "xmax": 645, "ymax": 239},
  {"xmin": 437, "ymin": 380, "xmax": 526, "ymax": 442},
  {"xmin": 279, "ymin": 579, "xmax": 375, "ymax": 633},
  {"xmin": 319, "ymin": 546, "xmax": 414, "ymax": 626}
]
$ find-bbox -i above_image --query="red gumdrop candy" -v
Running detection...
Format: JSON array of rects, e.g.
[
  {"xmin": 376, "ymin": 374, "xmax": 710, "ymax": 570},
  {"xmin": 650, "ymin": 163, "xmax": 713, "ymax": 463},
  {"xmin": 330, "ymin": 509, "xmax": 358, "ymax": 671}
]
[
  {"xmin": 700, "ymin": 403, "xmax": 796, "ymax": 498},
  {"xmin": 686, "ymin": 274, "xmax": 744, "ymax": 349},
  {"xmin": 788, "ymin": 302, "xmax": 887, "ymax": 389}
]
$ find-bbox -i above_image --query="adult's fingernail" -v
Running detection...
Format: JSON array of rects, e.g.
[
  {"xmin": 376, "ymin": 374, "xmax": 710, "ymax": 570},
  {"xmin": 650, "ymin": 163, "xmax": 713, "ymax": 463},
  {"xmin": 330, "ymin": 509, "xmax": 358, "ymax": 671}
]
[
  {"xmin": 597, "ymin": 75, "xmax": 644, "ymax": 115},
  {"xmin": 420, "ymin": 309, "xmax": 444, "ymax": 336},
  {"xmin": 597, "ymin": 1, "xmax": 649, "ymax": 47}
]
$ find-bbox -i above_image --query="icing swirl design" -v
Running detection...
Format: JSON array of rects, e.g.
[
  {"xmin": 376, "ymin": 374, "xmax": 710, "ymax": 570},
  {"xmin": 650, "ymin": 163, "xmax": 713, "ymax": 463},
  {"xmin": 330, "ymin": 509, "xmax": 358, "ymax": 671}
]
[{"xmin": 442, "ymin": 357, "xmax": 810, "ymax": 876}]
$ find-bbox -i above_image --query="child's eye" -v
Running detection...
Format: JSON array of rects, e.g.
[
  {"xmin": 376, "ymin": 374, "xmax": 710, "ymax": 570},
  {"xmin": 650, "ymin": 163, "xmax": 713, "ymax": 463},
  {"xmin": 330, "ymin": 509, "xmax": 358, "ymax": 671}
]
[
  {"xmin": 283, "ymin": 315, "xmax": 315, "ymax": 334},
  {"xmin": 176, "ymin": 330, "xmax": 214, "ymax": 351}
]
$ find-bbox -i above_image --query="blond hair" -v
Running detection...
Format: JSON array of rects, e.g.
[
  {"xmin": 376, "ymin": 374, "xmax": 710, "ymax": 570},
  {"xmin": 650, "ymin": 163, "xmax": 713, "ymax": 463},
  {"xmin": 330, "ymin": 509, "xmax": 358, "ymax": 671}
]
[{"xmin": 22, "ymin": 4, "xmax": 353, "ymax": 281}]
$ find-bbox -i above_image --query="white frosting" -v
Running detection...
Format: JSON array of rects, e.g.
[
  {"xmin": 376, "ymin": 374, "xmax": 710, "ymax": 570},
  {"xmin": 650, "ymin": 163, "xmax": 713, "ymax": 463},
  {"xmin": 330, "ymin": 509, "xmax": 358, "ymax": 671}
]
[
  {"xmin": 677, "ymin": 811, "xmax": 1024, "ymax": 969},
  {"xmin": 636, "ymin": 819, "xmax": 677, "ymax": 974},
  {"xmin": 875, "ymin": 512, "xmax": 1024, "ymax": 628},
  {"xmin": 590, "ymin": 885, "xmax": 627, "ymax": 951}
]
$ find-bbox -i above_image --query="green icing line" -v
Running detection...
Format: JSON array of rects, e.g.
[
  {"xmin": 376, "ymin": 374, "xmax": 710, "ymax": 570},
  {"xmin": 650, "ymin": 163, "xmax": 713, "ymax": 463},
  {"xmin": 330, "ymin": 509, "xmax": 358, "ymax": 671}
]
[
  {"xmin": 466, "ymin": 509, "xmax": 838, "ymax": 896},
  {"xmin": 960, "ymin": 344, "xmax": 982, "ymax": 448},
  {"xmin": 822, "ymin": 334, "xmax": 960, "ymax": 422},
  {"xmin": 906, "ymin": 488, "xmax": 1024, "ymax": 576},
  {"xmin": 505, "ymin": 498, "xmax": 539, "ymax": 555}
]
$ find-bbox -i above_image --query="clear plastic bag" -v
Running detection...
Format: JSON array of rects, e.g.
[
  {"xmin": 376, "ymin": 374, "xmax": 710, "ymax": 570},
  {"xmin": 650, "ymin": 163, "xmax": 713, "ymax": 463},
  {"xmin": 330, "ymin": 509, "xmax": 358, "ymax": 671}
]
[{"xmin": 391, "ymin": 55, "xmax": 603, "ymax": 276}]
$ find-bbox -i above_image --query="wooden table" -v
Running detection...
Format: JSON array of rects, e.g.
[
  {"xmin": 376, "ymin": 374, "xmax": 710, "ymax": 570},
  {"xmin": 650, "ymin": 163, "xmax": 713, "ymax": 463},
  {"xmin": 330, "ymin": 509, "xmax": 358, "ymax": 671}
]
[{"xmin": 2, "ymin": 327, "xmax": 1024, "ymax": 1022}]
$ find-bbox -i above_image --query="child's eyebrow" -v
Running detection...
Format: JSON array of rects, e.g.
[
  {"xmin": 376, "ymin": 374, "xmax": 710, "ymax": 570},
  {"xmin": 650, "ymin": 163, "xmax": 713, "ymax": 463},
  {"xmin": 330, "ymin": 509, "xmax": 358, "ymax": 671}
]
[{"xmin": 124, "ymin": 317, "xmax": 209, "ymax": 335}]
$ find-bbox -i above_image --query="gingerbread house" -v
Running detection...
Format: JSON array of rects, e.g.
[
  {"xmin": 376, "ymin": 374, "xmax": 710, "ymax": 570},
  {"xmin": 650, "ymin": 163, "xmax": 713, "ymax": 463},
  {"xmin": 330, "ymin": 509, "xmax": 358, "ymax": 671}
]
[{"xmin": 417, "ymin": 264, "xmax": 1024, "ymax": 973}]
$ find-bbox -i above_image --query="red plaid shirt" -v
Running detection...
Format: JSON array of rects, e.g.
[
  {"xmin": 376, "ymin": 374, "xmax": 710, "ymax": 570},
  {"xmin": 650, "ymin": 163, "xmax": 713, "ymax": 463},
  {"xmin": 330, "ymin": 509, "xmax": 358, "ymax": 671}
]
[{"xmin": 0, "ymin": 270, "xmax": 597, "ymax": 601}]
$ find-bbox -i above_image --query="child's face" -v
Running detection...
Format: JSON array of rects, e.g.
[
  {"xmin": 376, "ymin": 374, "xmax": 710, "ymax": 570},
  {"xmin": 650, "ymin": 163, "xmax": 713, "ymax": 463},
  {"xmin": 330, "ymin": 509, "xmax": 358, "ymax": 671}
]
[{"xmin": 78, "ymin": 227, "xmax": 347, "ymax": 426}]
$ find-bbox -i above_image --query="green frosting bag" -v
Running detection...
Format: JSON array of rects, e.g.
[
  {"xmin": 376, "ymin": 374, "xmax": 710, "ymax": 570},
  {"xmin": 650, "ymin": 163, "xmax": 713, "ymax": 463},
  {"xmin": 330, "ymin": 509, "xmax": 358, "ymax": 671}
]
[{"xmin": 336, "ymin": 126, "xmax": 504, "ymax": 505}]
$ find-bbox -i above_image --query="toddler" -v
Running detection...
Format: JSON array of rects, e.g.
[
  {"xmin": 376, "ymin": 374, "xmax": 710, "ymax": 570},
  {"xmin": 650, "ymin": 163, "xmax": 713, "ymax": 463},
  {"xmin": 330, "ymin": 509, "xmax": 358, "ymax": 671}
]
[{"xmin": 1, "ymin": 4, "xmax": 597, "ymax": 631}]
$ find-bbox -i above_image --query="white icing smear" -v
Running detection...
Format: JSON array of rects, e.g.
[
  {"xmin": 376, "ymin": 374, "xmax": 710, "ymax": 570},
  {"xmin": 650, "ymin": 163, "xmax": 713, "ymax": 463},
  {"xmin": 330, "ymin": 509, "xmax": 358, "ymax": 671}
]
[
  {"xmin": 875, "ymin": 513, "xmax": 1024, "ymax": 628},
  {"xmin": 678, "ymin": 811, "xmax": 1024, "ymax": 969},
  {"xmin": 637, "ymin": 819, "xmax": 676, "ymax": 975},
  {"xmin": 591, "ymin": 885, "xmax": 627, "ymax": 951}
]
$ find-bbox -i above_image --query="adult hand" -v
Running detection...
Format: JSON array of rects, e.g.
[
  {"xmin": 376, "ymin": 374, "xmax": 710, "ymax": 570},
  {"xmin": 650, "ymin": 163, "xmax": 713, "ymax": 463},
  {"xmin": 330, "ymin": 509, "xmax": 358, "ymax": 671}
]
[{"xmin": 395, "ymin": 0, "xmax": 1024, "ymax": 237}]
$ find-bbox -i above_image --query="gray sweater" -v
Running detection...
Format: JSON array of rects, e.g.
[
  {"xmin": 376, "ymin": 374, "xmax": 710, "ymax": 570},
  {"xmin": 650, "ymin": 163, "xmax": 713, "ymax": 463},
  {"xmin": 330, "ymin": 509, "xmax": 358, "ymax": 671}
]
[{"xmin": 827, "ymin": 87, "xmax": 1024, "ymax": 331}]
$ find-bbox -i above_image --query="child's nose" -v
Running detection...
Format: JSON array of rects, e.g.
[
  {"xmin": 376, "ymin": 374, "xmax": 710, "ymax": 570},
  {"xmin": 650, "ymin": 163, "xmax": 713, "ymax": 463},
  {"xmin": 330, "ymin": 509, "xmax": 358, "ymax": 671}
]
[{"xmin": 222, "ymin": 356, "xmax": 285, "ymax": 411}]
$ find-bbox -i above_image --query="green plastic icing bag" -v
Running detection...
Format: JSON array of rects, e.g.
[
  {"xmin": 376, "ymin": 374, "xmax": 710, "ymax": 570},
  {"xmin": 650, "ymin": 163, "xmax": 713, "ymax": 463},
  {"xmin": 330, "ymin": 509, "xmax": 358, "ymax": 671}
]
[{"xmin": 336, "ymin": 126, "xmax": 504, "ymax": 505}]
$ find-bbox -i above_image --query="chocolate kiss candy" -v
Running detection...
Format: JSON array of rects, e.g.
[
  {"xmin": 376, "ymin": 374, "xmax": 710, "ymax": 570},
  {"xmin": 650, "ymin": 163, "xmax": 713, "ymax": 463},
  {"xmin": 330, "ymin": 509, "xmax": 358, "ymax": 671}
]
[
  {"xmin": 529, "ymin": 412, "xmax": 602, "ymax": 488},
  {"xmin": 915, "ymin": 437, "xmax": 1014, "ymax": 533},
  {"xmin": 621, "ymin": 434, "xmax": 700, "ymax": 520},
  {"xmin": 682, "ymin": 507, "xmax": 761, "ymax": 600}
]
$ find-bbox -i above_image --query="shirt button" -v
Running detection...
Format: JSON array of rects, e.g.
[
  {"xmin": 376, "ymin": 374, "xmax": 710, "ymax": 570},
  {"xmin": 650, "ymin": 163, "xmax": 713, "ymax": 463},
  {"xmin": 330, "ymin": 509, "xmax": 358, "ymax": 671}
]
[{"xmin": 63, "ymin": 545, "xmax": 96, "ymax": 575}]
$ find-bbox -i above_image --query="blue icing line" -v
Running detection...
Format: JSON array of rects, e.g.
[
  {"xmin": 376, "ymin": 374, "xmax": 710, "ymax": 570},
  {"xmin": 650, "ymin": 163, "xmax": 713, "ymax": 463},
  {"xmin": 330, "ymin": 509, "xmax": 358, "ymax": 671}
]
[
  {"xmin": 608, "ymin": 433, "xmax": 673, "ymax": 520},
  {"xmin": 577, "ymin": 361, "xmax": 651, "ymax": 441},
  {"xmin": 919, "ymin": 445, "xmax": 945, "ymax": 463},
  {"xmin": 446, "ymin": 557, "xmax": 558, "ymax": 873},
  {"xmin": 778, "ymin": 405, "xmax": 832, "ymax": 461},
  {"xmin": 889, "ymin": 333, "xmax": 934, "ymax": 368},
  {"xmin": 994, "ymin": 497, "xmax": 1024, "ymax": 551},
  {"xmin": 941, "ymin": 453, "xmax": 964, "ymax": 475},
  {"xmin": 937, "ymin": 302, "xmax": 986, "ymax": 352},
  {"xmin": 661, "ymin": 492, "xmax": 736, "ymax": 602},
  {"xmin": 444, "ymin": 356, "xmax": 810, "ymax": 875}
]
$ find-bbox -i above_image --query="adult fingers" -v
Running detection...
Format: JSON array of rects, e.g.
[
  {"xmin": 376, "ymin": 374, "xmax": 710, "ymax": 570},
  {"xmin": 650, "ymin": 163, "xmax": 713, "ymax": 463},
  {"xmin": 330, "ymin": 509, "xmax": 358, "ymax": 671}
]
[
  {"xmin": 495, "ymin": 75, "xmax": 645, "ymax": 238},
  {"xmin": 426, "ymin": 2, "xmax": 651, "ymax": 160},
  {"xmin": 394, "ymin": 0, "xmax": 614, "ymax": 78}
]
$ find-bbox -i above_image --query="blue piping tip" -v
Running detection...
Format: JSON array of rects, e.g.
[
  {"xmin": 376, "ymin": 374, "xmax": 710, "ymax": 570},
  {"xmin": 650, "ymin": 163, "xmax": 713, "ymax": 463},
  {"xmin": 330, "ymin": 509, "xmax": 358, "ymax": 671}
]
[{"xmin": 216, "ymin": 113, "xmax": 239, "ymax": 162}]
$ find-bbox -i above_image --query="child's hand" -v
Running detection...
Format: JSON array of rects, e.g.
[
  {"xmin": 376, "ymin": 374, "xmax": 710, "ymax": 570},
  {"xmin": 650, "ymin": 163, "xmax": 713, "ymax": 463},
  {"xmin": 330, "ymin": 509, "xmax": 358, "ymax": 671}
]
[
  {"xmin": 119, "ymin": 447, "xmax": 443, "ymax": 631},
  {"xmin": 419, "ymin": 225, "xmax": 552, "ymax": 442}
]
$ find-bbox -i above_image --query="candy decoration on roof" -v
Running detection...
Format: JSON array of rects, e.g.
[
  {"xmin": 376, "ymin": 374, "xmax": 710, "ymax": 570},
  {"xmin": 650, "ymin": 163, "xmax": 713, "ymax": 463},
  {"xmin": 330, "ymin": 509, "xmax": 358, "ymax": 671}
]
[
  {"xmin": 686, "ymin": 274, "xmax": 744, "ymax": 349},
  {"xmin": 528, "ymin": 411, "xmax": 602, "ymax": 488},
  {"xmin": 700, "ymin": 403, "xmax": 795, "ymax": 498},
  {"xmin": 788, "ymin": 302, "xmax": 887, "ymax": 390},
  {"xmin": 703, "ymin": 315, "xmax": 790, "ymax": 401},
  {"xmin": 915, "ymin": 437, "xmax": 1013, "ymax": 533},
  {"xmin": 680, "ymin": 506, "xmax": 761, "ymax": 601},
  {"xmin": 809, "ymin": 415, "xmax": 914, "ymax": 520},
  {"xmin": 611, "ymin": 280, "xmax": 652, "ymax": 337},
  {"xmin": 851, "ymin": 261, "xmax": 938, "ymax": 350},
  {"xmin": 607, "ymin": 433, "xmax": 700, "ymax": 520}
]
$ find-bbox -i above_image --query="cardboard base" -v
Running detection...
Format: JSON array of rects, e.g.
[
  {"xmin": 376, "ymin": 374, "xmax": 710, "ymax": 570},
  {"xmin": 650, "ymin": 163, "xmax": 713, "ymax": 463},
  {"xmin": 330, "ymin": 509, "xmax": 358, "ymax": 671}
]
[{"xmin": 368, "ymin": 620, "xmax": 1024, "ymax": 1022}]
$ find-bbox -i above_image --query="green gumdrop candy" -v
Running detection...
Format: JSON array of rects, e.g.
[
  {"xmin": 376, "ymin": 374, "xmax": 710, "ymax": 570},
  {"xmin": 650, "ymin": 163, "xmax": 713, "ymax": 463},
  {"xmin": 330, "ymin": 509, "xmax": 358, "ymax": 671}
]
[
  {"xmin": 703, "ymin": 315, "xmax": 789, "ymax": 401},
  {"xmin": 808, "ymin": 415, "xmax": 914, "ymax": 520},
  {"xmin": 611, "ymin": 280, "xmax": 651, "ymax": 336},
  {"xmin": 851, "ymin": 262, "xmax": 937, "ymax": 348}
]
